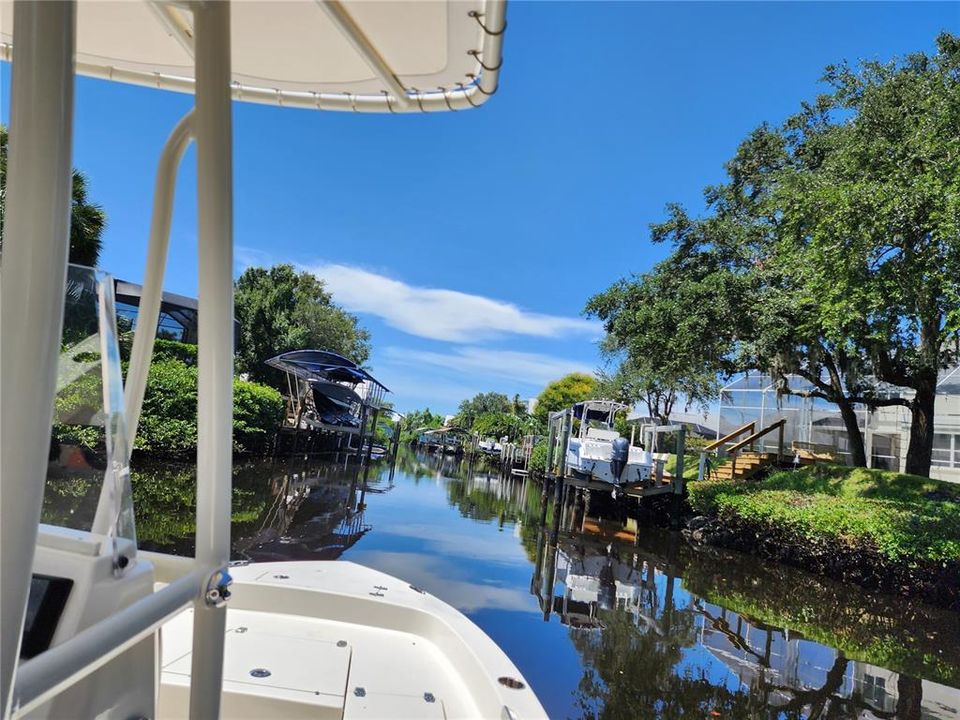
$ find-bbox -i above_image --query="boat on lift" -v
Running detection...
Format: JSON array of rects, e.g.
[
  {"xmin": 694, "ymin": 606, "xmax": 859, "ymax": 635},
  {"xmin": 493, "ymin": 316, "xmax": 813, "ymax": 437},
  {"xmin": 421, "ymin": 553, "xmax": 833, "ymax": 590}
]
[
  {"xmin": 266, "ymin": 349, "xmax": 386, "ymax": 430},
  {"xmin": 561, "ymin": 400, "xmax": 655, "ymax": 495},
  {"xmin": 0, "ymin": 1, "xmax": 546, "ymax": 719}
]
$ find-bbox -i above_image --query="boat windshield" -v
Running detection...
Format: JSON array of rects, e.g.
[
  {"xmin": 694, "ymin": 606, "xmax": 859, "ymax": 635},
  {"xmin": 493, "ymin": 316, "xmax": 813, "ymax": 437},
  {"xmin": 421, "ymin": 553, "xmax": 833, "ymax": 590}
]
[{"xmin": 44, "ymin": 265, "xmax": 136, "ymax": 562}]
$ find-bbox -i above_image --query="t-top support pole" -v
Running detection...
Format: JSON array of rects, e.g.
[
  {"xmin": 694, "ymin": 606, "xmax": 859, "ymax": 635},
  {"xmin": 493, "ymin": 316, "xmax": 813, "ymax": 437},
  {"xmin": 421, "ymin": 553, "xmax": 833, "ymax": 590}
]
[
  {"xmin": 1, "ymin": 3, "xmax": 76, "ymax": 715},
  {"xmin": 190, "ymin": 2, "xmax": 233, "ymax": 718}
]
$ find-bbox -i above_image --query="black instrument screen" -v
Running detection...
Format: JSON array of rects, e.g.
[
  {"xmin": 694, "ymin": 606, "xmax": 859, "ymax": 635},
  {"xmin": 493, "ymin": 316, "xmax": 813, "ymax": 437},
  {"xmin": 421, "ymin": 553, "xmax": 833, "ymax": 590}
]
[{"xmin": 20, "ymin": 575, "xmax": 73, "ymax": 659}]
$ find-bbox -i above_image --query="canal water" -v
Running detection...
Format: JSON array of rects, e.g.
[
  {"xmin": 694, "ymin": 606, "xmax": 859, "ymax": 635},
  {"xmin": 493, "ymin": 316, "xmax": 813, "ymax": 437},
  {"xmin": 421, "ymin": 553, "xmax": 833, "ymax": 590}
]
[{"xmin": 84, "ymin": 451, "xmax": 960, "ymax": 718}]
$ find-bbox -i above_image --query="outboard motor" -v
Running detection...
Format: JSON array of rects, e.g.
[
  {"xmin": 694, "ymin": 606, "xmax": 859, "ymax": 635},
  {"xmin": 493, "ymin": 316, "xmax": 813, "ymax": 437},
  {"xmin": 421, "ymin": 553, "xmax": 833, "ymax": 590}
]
[{"xmin": 610, "ymin": 437, "xmax": 630, "ymax": 482}]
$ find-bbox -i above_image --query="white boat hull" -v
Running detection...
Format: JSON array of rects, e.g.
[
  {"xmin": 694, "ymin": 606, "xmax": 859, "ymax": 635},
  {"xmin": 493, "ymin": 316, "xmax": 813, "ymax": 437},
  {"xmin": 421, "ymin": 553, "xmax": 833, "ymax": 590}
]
[
  {"xmin": 566, "ymin": 438, "xmax": 653, "ymax": 486},
  {"xmin": 158, "ymin": 561, "xmax": 546, "ymax": 719}
]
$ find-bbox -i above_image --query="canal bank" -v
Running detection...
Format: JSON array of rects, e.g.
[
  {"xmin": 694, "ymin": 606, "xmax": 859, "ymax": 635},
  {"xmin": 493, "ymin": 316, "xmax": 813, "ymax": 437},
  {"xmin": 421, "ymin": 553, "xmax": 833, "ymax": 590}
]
[
  {"xmin": 43, "ymin": 449, "xmax": 957, "ymax": 718},
  {"xmin": 685, "ymin": 464, "xmax": 960, "ymax": 611}
]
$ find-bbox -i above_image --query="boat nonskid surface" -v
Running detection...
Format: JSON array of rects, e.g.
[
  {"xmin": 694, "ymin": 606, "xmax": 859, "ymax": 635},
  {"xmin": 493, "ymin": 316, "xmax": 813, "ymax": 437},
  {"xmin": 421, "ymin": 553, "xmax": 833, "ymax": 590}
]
[{"xmin": 158, "ymin": 561, "xmax": 546, "ymax": 720}]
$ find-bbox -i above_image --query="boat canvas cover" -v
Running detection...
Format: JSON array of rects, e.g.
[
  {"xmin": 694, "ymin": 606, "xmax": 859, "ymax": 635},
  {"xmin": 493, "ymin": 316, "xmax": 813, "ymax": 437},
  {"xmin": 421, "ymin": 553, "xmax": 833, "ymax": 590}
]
[
  {"xmin": 0, "ymin": 0, "xmax": 503, "ymax": 112},
  {"xmin": 265, "ymin": 349, "xmax": 388, "ymax": 391},
  {"xmin": 311, "ymin": 379, "xmax": 362, "ymax": 409}
]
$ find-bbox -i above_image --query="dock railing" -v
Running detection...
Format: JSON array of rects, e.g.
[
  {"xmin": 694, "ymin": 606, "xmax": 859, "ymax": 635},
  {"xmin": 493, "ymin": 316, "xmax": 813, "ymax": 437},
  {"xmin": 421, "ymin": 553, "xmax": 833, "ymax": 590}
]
[
  {"xmin": 698, "ymin": 422, "xmax": 755, "ymax": 480},
  {"xmin": 724, "ymin": 419, "xmax": 787, "ymax": 477}
]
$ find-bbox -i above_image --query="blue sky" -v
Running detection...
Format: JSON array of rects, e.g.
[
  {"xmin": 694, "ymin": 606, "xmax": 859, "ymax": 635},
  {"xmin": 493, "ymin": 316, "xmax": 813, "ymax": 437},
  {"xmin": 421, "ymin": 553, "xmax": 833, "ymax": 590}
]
[{"xmin": 2, "ymin": 2, "xmax": 956, "ymax": 415}]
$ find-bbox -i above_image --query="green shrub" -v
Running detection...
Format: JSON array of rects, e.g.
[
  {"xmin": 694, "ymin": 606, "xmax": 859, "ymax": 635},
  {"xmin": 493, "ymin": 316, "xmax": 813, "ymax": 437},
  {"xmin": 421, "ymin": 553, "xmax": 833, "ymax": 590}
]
[
  {"xmin": 51, "ymin": 337, "xmax": 281, "ymax": 458},
  {"xmin": 133, "ymin": 356, "xmax": 282, "ymax": 457},
  {"xmin": 685, "ymin": 435, "xmax": 713, "ymax": 451},
  {"xmin": 134, "ymin": 359, "xmax": 198, "ymax": 455},
  {"xmin": 153, "ymin": 339, "xmax": 198, "ymax": 365},
  {"xmin": 528, "ymin": 440, "xmax": 548, "ymax": 474},
  {"xmin": 688, "ymin": 465, "xmax": 960, "ymax": 563},
  {"xmin": 232, "ymin": 380, "xmax": 284, "ymax": 454}
]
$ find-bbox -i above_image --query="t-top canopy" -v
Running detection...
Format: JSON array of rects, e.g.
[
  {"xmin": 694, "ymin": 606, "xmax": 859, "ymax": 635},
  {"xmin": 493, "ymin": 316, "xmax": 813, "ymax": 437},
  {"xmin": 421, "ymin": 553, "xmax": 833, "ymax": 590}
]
[
  {"xmin": 265, "ymin": 349, "xmax": 388, "ymax": 391},
  {"xmin": 0, "ymin": 0, "xmax": 506, "ymax": 113},
  {"xmin": 572, "ymin": 400, "xmax": 629, "ymax": 423}
]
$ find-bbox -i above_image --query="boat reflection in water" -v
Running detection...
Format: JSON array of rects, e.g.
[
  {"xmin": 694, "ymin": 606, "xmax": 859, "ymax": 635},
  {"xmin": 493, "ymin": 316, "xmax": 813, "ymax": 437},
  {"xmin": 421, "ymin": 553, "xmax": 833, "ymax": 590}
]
[
  {"xmin": 531, "ymin": 518, "xmax": 960, "ymax": 718},
  {"xmin": 232, "ymin": 453, "xmax": 391, "ymax": 563}
]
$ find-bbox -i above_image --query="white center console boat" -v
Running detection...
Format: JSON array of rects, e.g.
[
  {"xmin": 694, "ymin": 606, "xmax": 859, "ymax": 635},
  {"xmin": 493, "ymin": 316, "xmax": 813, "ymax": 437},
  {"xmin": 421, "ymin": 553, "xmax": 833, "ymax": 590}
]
[
  {"xmin": 562, "ymin": 401, "xmax": 655, "ymax": 493},
  {"xmin": 0, "ymin": 2, "xmax": 546, "ymax": 718}
]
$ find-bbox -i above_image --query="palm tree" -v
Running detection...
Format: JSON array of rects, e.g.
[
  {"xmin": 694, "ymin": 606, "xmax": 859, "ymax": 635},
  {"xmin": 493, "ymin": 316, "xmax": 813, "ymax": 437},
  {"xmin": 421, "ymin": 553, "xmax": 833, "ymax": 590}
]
[
  {"xmin": 67, "ymin": 171, "xmax": 105, "ymax": 266},
  {"xmin": 0, "ymin": 124, "xmax": 106, "ymax": 267}
]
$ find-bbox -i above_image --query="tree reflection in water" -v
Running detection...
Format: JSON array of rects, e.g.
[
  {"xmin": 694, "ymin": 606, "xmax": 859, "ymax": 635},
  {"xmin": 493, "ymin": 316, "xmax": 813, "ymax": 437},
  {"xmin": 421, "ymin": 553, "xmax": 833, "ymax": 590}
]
[
  {"xmin": 531, "ymin": 523, "xmax": 958, "ymax": 719},
  {"xmin": 425, "ymin": 450, "xmax": 957, "ymax": 718}
]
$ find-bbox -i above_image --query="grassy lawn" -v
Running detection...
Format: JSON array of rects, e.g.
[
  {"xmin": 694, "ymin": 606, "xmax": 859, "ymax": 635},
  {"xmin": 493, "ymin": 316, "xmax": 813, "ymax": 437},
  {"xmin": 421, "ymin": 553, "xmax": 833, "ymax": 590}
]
[
  {"xmin": 688, "ymin": 465, "xmax": 960, "ymax": 564},
  {"xmin": 662, "ymin": 453, "xmax": 704, "ymax": 481}
]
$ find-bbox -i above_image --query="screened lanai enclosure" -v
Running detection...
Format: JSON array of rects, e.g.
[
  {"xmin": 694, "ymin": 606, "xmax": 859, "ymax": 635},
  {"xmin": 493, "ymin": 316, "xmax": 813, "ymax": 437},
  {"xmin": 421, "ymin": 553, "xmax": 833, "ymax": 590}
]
[{"xmin": 716, "ymin": 374, "xmax": 905, "ymax": 470}]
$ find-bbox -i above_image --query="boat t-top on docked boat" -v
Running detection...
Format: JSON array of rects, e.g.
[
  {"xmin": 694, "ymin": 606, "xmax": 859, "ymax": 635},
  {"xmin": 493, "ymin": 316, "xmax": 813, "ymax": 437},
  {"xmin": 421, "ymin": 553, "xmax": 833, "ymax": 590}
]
[
  {"xmin": 560, "ymin": 400, "xmax": 655, "ymax": 495},
  {"xmin": 0, "ymin": 1, "xmax": 546, "ymax": 718},
  {"xmin": 266, "ymin": 349, "xmax": 387, "ymax": 431}
]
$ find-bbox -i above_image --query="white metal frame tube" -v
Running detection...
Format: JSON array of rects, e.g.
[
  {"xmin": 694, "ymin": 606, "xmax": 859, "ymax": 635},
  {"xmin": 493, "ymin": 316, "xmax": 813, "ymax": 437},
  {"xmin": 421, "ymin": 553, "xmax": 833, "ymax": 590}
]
[
  {"xmin": 189, "ymin": 3, "xmax": 234, "ymax": 717},
  {"xmin": 12, "ymin": 570, "xmax": 206, "ymax": 718},
  {"xmin": 123, "ymin": 109, "xmax": 195, "ymax": 444},
  {"xmin": 91, "ymin": 109, "xmax": 194, "ymax": 537},
  {"xmin": 0, "ymin": 3, "xmax": 76, "ymax": 715}
]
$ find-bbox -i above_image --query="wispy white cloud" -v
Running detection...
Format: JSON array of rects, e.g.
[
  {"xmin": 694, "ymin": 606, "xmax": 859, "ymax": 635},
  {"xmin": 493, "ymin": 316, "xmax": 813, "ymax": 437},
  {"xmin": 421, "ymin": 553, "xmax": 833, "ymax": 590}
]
[
  {"xmin": 382, "ymin": 345, "xmax": 595, "ymax": 388},
  {"xmin": 305, "ymin": 262, "xmax": 601, "ymax": 342},
  {"xmin": 347, "ymin": 550, "xmax": 535, "ymax": 613},
  {"xmin": 380, "ymin": 523, "xmax": 530, "ymax": 566},
  {"xmin": 234, "ymin": 245, "xmax": 276, "ymax": 273}
]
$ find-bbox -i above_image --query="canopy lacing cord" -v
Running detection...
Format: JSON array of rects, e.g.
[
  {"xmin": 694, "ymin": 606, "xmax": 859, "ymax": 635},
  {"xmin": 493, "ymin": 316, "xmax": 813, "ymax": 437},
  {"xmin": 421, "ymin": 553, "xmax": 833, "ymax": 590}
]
[
  {"xmin": 439, "ymin": 87, "xmax": 458, "ymax": 112},
  {"xmin": 466, "ymin": 72, "xmax": 498, "ymax": 97},
  {"xmin": 456, "ymin": 82, "xmax": 482, "ymax": 108},
  {"xmin": 468, "ymin": 10, "xmax": 507, "ymax": 36},
  {"xmin": 468, "ymin": 48, "xmax": 503, "ymax": 73},
  {"xmin": 382, "ymin": 90, "xmax": 397, "ymax": 113},
  {"xmin": 410, "ymin": 88, "xmax": 427, "ymax": 112}
]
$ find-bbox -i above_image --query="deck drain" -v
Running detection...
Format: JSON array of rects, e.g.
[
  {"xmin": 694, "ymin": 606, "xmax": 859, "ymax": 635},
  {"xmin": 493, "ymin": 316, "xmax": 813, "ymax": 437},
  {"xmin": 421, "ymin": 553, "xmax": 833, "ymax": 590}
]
[
  {"xmin": 235, "ymin": 627, "xmax": 248, "ymax": 634},
  {"xmin": 498, "ymin": 677, "xmax": 525, "ymax": 690},
  {"xmin": 337, "ymin": 640, "xmax": 347, "ymax": 647},
  {"xmin": 249, "ymin": 668, "xmax": 271, "ymax": 678},
  {"xmin": 424, "ymin": 693, "xmax": 436, "ymax": 703},
  {"xmin": 354, "ymin": 687, "xmax": 366, "ymax": 697}
]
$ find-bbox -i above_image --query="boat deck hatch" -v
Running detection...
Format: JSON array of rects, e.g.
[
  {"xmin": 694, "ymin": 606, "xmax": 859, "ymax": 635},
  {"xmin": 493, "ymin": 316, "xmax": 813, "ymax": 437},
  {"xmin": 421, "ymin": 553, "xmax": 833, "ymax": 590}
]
[
  {"xmin": 343, "ymin": 690, "xmax": 447, "ymax": 718},
  {"xmin": 162, "ymin": 610, "xmax": 350, "ymax": 719}
]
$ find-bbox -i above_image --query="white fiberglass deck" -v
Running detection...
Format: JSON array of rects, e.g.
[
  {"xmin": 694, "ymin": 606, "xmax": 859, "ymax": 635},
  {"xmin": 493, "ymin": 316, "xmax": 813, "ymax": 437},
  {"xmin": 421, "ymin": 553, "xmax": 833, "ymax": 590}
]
[{"xmin": 159, "ymin": 562, "xmax": 544, "ymax": 720}]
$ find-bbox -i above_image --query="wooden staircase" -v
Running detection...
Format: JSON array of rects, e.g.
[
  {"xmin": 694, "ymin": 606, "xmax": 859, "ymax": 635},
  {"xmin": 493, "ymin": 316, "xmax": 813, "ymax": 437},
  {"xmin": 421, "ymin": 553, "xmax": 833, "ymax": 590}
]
[
  {"xmin": 708, "ymin": 451, "xmax": 781, "ymax": 481},
  {"xmin": 699, "ymin": 419, "xmax": 818, "ymax": 482}
]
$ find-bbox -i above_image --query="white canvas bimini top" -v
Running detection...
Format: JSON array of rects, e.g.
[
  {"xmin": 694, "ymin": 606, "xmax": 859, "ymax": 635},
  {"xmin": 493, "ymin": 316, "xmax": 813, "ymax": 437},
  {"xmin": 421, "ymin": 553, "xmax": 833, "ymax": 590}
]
[{"xmin": 0, "ymin": 0, "xmax": 506, "ymax": 113}]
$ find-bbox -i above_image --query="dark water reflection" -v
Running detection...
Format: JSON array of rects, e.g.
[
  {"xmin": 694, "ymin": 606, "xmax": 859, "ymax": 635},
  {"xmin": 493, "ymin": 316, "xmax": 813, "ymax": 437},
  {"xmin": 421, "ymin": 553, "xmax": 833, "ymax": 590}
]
[{"xmin": 122, "ymin": 450, "xmax": 960, "ymax": 719}]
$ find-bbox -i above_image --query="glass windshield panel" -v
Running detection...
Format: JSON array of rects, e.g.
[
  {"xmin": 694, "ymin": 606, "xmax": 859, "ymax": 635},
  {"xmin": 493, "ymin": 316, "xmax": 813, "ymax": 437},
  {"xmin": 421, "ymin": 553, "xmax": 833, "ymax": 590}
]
[{"xmin": 44, "ymin": 265, "xmax": 136, "ymax": 558}]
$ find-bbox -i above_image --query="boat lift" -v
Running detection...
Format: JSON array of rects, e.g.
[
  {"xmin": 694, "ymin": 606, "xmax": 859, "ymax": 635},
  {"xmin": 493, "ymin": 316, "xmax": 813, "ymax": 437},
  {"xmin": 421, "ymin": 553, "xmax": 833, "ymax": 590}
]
[{"xmin": 543, "ymin": 404, "xmax": 688, "ymax": 528}]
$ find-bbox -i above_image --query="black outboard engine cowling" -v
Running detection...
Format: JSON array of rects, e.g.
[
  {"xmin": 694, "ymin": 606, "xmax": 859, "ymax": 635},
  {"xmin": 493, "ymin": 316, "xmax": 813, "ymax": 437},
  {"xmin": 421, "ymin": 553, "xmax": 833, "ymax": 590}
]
[{"xmin": 610, "ymin": 437, "xmax": 630, "ymax": 482}]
